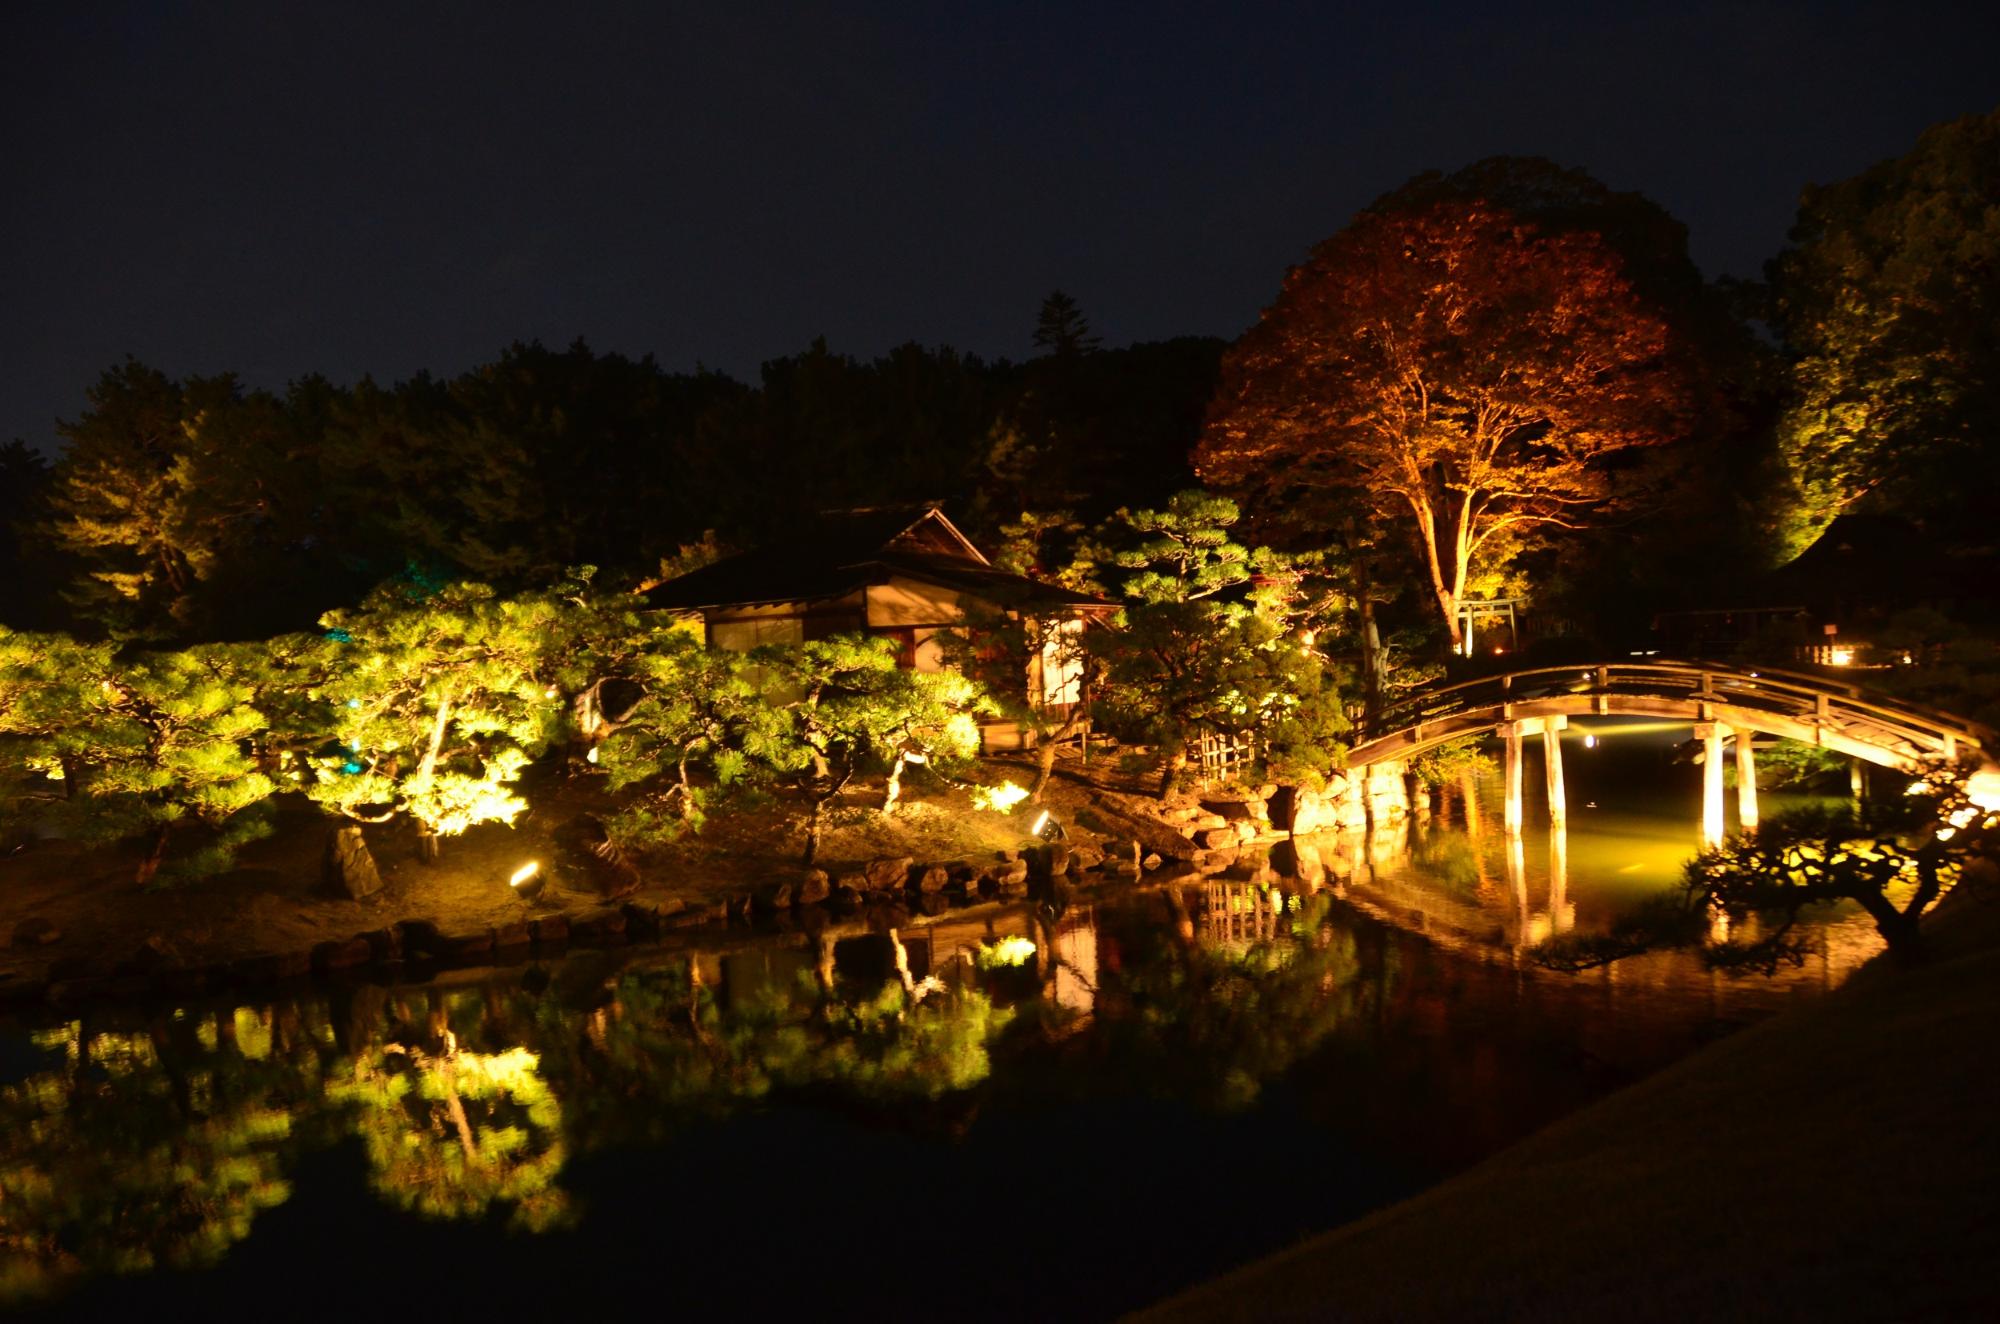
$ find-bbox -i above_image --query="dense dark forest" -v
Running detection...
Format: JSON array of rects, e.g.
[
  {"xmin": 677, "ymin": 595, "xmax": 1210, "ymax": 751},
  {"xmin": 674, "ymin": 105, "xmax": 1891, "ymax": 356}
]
[
  {"xmin": 0, "ymin": 323, "xmax": 1223, "ymax": 642},
  {"xmin": 8, "ymin": 124, "xmax": 1995, "ymax": 664}
]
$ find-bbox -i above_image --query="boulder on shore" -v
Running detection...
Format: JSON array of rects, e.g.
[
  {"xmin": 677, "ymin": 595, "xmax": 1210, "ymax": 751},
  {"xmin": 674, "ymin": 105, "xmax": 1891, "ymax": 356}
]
[
  {"xmin": 11, "ymin": 917, "xmax": 61, "ymax": 948},
  {"xmin": 322, "ymin": 824, "xmax": 383, "ymax": 899},
  {"xmin": 864, "ymin": 856, "xmax": 916, "ymax": 891}
]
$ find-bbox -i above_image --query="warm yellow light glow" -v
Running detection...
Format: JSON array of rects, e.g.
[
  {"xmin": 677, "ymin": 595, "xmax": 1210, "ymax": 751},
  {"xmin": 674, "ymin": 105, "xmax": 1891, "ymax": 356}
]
[
  {"xmin": 509, "ymin": 861, "xmax": 541, "ymax": 887},
  {"xmin": 1583, "ymin": 734, "xmax": 1597, "ymax": 749},
  {"xmin": 976, "ymin": 935, "xmax": 1037, "ymax": 968},
  {"xmin": 586, "ymin": 746, "xmax": 600, "ymax": 764},
  {"xmin": 1828, "ymin": 647, "xmax": 1855, "ymax": 666},
  {"xmin": 1966, "ymin": 769, "xmax": 2000, "ymax": 814},
  {"xmin": 1030, "ymin": 810, "xmax": 1050, "ymax": 836},
  {"xmin": 973, "ymin": 781, "xmax": 1031, "ymax": 814}
]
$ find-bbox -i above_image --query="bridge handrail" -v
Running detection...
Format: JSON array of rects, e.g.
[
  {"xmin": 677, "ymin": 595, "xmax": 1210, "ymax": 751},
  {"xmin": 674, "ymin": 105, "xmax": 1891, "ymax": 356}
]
[{"xmin": 1361, "ymin": 658, "xmax": 1993, "ymax": 754}]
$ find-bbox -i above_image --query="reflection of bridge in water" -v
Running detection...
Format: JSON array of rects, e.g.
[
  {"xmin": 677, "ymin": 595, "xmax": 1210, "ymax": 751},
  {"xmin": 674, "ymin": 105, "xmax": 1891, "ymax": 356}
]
[
  {"xmin": 1345, "ymin": 660, "xmax": 2000, "ymax": 845},
  {"xmin": 1194, "ymin": 815, "xmax": 1886, "ymax": 1011}
]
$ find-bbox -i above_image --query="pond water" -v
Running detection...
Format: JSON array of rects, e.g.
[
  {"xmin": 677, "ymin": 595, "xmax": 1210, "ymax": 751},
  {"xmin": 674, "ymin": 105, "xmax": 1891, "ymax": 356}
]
[{"xmin": 1, "ymin": 724, "xmax": 1882, "ymax": 1319}]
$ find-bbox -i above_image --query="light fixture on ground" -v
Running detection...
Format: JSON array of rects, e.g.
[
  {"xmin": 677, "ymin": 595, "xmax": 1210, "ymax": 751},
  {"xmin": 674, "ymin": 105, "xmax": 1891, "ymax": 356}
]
[{"xmin": 509, "ymin": 860, "xmax": 545, "ymax": 900}]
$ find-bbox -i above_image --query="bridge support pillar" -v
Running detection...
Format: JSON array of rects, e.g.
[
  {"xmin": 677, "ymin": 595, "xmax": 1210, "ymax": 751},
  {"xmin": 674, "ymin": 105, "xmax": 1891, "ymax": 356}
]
[
  {"xmin": 1503, "ymin": 724, "xmax": 1525, "ymax": 836},
  {"xmin": 1499, "ymin": 716, "xmax": 1564, "ymax": 836},
  {"xmin": 1736, "ymin": 733, "xmax": 1759, "ymax": 831},
  {"xmin": 1549, "ymin": 826, "xmax": 1572, "ymax": 934},
  {"xmin": 1542, "ymin": 716, "xmax": 1568, "ymax": 829},
  {"xmin": 1696, "ymin": 722, "xmax": 1729, "ymax": 848}
]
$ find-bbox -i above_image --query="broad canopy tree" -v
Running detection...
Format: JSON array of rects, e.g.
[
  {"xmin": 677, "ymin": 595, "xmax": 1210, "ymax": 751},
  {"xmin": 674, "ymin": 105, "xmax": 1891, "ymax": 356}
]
[
  {"xmin": 1198, "ymin": 198, "xmax": 1693, "ymax": 652},
  {"xmin": 744, "ymin": 637, "xmax": 989, "ymax": 865},
  {"xmin": 301, "ymin": 583, "xmax": 567, "ymax": 863},
  {"xmin": 1082, "ymin": 492, "xmax": 1350, "ymax": 795},
  {"xmin": 0, "ymin": 628, "xmax": 279, "ymax": 884},
  {"xmin": 1769, "ymin": 109, "xmax": 2000, "ymax": 551}
]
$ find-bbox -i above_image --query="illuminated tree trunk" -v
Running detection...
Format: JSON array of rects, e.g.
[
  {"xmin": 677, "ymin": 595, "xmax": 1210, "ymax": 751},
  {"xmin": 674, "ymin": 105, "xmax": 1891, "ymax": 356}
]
[
  {"xmin": 134, "ymin": 824, "xmax": 171, "ymax": 886},
  {"xmin": 802, "ymin": 764, "xmax": 854, "ymax": 866},
  {"xmin": 1030, "ymin": 704, "xmax": 1088, "ymax": 803},
  {"xmin": 887, "ymin": 927, "xmax": 916, "ymax": 995},
  {"xmin": 882, "ymin": 753, "xmax": 907, "ymax": 816}
]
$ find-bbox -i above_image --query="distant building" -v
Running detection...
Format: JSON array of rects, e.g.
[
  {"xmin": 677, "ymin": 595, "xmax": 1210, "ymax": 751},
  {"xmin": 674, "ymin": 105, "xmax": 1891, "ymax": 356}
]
[
  {"xmin": 641, "ymin": 505, "xmax": 1118, "ymax": 746},
  {"xmin": 1655, "ymin": 515, "xmax": 1996, "ymax": 665}
]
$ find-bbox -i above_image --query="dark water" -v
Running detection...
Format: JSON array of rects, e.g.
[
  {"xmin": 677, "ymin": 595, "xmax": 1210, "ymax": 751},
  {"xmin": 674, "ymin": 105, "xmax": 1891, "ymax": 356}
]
[{"xmin": 1, "ymin": 726, "xmax": 1878, "ymax": 1319}]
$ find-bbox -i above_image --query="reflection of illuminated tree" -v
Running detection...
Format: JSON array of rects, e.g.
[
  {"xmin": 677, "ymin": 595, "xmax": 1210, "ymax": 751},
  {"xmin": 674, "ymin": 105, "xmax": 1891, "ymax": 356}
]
[
  {"xmin": 328, "ymin": 1041, "xmax": 571, "ymax": 1232},
  {"xmin": 1102, "ymin": 891, "xmax": 1366, "ymax": 1110},
  {"xmin": 529, "ymin": 960, "xmax": 1011, "ymax": 1150},
  {"xmin": 0, "ymin": 1020, "xmax": 297, "ymax": 1301}
]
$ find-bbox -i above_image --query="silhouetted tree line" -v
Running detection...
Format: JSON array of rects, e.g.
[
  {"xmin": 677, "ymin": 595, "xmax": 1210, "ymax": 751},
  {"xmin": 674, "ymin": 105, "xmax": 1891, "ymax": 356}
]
[
  {"xmin": 6, "ymin": 116, "xmax": 1996, "ymax": 668},
  {"xmin": 2, "ymin": 323, "xmax": 1221, "ymax": 642}
]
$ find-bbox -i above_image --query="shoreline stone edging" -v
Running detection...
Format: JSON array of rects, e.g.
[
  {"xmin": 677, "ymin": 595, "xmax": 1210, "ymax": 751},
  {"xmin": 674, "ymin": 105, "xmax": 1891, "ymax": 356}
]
[{"xmin": 1, "ymin": 894, "xmax": 719, "ymax": 1015}]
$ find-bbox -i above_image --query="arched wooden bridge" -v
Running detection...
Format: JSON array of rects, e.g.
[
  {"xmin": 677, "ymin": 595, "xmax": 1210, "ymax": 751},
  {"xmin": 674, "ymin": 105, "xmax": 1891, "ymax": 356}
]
[{"xmin": 1346, "ymin": 660, "xmax": 1998, "ymax": 842}]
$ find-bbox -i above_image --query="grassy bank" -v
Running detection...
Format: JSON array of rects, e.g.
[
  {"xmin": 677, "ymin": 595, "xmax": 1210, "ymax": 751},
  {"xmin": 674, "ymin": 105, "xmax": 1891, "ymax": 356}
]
[{"xmin": 1137, "ymin": 884, "xmax": 2000, "ymax": 1322}]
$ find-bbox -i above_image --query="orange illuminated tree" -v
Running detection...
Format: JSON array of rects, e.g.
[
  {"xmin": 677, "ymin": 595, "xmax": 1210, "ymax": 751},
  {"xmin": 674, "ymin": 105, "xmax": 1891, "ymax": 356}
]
[{"xmin": 1197, "ymin": 200, "xmax": 1691, "ymax": 652}]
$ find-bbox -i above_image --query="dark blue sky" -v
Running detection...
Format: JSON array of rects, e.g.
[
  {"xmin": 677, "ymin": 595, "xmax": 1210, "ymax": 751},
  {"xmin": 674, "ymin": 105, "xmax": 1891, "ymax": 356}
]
[{"xmin": 4, "ymin": 1, "xmax": 1996, "ymax": 452}]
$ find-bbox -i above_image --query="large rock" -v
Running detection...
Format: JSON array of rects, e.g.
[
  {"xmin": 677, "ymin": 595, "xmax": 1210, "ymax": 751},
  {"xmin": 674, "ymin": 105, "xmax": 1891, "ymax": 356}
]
[
  {"xmin": 312, "ymin": 936, "xmax": 374, "ymax": 971},
  {"xmin": 797, "ymin": 869, "xmax": 832, "ymax": 906},
  {"xmin": 912, "ymin": 864, "xmax": 952, "ymax": 893},
  {"xmin": 491, "ymin": 921, "xmax": 533, "ymax": 952},
  {"xmin": 1026, "ymin": 844, "xmax": 1071, "ymax": 879},
  {"xmin": 1196, "ymin": 827, "xmax": 1237, "ymax": 850},
  {"xmin": 11, "ymin": 917, "xmax": 61, "ymax": 948},
  {"xmin": 322, "ymin": 824, "xmax": 383, "ymax": 899},
  {"xmin": 559, "ymin": 816, "xmax": 642, "ymax": 897},
  {"xmin": 1268, "ymin": 786, "xmax": 1330, "ymax": 835},
  {"xmin": 1270, "ymin": 839, "xmax": 1326, "ymax": 888},
  {"xmin": 983, "ymin": 857, "xmax": 1030, "ymax": 890},
  {"xmin": 1068, "ymin": 843, "xmax": 1105, "ymax": 872},
  {"xmin": 864, "ymin": 856, "xmax": 916, "ymax": 891}
]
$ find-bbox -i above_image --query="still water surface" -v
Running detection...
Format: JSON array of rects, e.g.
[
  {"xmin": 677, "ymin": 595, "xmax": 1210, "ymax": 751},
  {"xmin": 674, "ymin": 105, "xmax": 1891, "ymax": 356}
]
[{"xmin": 2, "ymin": 731, "xmax": 1879, "ymax": 1319}]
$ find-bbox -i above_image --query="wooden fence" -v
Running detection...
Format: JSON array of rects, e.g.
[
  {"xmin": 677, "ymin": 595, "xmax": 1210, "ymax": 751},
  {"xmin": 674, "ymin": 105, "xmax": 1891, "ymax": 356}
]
[{"xmin": 1190, "ymin": 730, "xmax": 1259, "ymax": 789}]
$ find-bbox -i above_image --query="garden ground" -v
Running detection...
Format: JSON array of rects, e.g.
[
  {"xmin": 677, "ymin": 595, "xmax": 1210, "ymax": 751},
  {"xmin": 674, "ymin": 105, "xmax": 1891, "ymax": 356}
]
[
  {"xmin": 1137, "ymin": 872, "xmax": 2000, "ymax": 1322},
  {"xmin": 0, "ymin": 751, "xmax": 1147, "ymax": 999}
]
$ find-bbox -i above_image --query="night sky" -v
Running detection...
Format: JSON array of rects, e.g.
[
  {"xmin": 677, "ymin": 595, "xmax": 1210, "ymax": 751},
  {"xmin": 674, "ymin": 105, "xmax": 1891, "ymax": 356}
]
[{"xmin": 5, "ymin": 1, "xmax": 1996, "ymax": 454}]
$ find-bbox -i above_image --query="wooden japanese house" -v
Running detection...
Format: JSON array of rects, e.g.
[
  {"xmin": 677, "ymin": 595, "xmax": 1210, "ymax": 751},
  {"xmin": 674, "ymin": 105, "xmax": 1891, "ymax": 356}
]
[{"xmin": 641, "ymin": 506, "xmax": 1118, "ymax": 747}]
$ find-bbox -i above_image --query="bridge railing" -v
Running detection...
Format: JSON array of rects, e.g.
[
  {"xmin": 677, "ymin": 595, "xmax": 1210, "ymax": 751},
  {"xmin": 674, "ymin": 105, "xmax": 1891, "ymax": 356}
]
[{"xmin": 1360, "ymin": 659, "xmax": 1991, "ymax": 757}]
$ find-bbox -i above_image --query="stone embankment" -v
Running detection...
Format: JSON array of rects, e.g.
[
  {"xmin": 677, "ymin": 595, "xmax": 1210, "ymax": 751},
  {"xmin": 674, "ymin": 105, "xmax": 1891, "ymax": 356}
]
[
  {"xmin": 2, "ymin": 763, "xmax": 1424, "ymax": 1014},
  {"xmin": 1109, "ymin": 759, "xmax": 1424, "ymax": 865}
]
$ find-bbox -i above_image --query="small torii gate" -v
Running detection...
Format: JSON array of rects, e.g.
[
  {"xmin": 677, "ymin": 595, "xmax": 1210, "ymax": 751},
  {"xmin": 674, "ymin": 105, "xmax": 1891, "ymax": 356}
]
[{"xmin": 1346, "ymin": 661, "xmax": 2000, "ymax": 846}]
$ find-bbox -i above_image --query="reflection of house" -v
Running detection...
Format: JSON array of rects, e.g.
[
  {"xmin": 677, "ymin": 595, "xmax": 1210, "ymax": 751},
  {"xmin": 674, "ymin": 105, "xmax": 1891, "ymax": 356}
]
[{"xmin": 641, "ymin": 505, "xmax": 1118, "ymax": 746}]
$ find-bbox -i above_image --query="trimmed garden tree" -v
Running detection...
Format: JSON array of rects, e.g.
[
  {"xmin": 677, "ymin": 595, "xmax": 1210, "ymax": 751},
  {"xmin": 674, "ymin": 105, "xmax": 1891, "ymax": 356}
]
[
  {"xmin": 743, "ymin": 637, "xmax": 989, "ymax": 865},
  {"xmin": 0, "ymin": 627, "xmax": 278, "ymax": 883},
  {"xmin": 1084, "ymin": 493, "xmax": 1349, "ymax": 796},
  {"xmin": 301, "ymin": 582, "xmax": 564, "ymax": 864},
  {"xmin": 595, "ymin": 637, "xmax": 765, "ymax": 849}
]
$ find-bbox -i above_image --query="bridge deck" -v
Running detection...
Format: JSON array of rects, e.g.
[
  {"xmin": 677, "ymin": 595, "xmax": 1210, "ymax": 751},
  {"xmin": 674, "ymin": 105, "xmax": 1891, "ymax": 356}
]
[{"xmin": 1348, "ymin": 661, "xmax": 1994, "ymax": 771}]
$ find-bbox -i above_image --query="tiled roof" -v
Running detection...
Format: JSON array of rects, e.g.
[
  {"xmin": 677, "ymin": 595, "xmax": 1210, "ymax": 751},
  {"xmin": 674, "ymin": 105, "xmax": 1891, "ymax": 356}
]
[{"xmin": 640, "ymin": 507, "xmax": 1116, "ymax": 614}]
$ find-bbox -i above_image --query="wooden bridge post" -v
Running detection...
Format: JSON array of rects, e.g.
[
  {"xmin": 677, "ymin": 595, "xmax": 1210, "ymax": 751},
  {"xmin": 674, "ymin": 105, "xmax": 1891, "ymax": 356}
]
[
  {"xmin": 1548, "ymin": 826, "xmax": 1572, "ymax": 934},
  {"xmin": 1542, "ymin": 715, "xmax": 1568, "ymax": 829},
  {"xmin": 1735, "ymin": 733, "xmax": 1760, "ymax": 831},
  {"xmin": 1696, "ymin": 722, "xmax": 1728, "ymax": 848},
  {"xmin": 1506, "ymin": 831, "xmax": 1528, "ymax": 949},
  {"xmin": 1503, "ymin": 722, "xmax": 1525, "ymax": 836}
]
